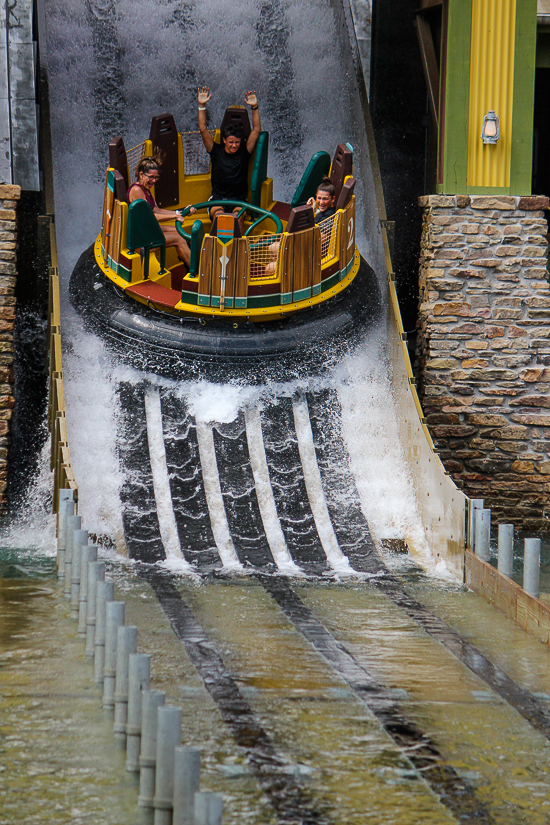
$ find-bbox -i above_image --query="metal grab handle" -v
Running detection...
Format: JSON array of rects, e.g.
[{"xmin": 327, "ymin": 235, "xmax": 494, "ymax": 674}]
[{"xmin": 174, "ymin": 200, "xmax": 283, "ymax": 242}]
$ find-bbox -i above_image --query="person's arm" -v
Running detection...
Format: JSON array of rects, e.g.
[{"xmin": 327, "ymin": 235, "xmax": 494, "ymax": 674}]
[
  {"xmin": 244, "ymin": 91, "xmax": 261, "ymax": 153},
  {"xmin": 198, "ymin": 86, "xmax": 213, "ymax": 152},
  {"xmin": 129, "ymin": 189, "xmax": 193, "ymax": 222},
  {"xmin": 154, "ymin": 205, "xmax": 197, "ymax": 222}
]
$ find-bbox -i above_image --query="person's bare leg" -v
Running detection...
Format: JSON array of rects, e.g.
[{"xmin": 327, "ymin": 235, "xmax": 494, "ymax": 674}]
[
  {"xmin": 232, "ymin": 207, "xmax": 245, "ymax": 235},
  {"xmin": 162, "ymin": 226, "xmax": 191, "ymax": 267}
]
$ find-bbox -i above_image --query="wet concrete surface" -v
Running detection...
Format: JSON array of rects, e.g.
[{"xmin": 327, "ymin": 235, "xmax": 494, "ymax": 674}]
[{"xmin": 3, "ymin": 551, "xmax": 550, "ymax": 823}]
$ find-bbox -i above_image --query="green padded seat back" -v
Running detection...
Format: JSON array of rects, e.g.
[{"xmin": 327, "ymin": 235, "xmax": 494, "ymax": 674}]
[
  {"xmin": 290, "ymin": 151, "xmax": 331, "ymax": 209},
  {"xmin": 249, "ymin": 131, "xmax": 269, "ymax": 207},
  {"xmin": 127, "ymin": 199, "xmax": 165, "ymax": 253}
]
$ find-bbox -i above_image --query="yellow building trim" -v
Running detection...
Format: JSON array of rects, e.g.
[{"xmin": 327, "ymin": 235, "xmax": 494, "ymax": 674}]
[{"xmin": 467, "ymin": 0, "xmax": 516, "ymax": 188}]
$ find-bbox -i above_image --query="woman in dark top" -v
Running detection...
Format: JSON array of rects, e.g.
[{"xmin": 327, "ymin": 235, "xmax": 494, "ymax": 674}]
[
  {"xmin": 127, "ymin": 158, "xmax": 195, "ymax": 267},
  {"xmin": 197, "ymin": 86, "xmax": 261, "ymax": 231},
  {"xmin": 307, "ymin": 178, "xmax": 337, "ymax": 224}
]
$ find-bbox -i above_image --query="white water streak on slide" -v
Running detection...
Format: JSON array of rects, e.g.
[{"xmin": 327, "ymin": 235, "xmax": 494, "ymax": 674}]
[
  {"xmin": 195, "ymin": 422, "xmax": 243, "ymax": 572},
  {"xmin": 245, "ymin": 407, "xmax": 303, "ymax": 575},
  {"xmin": 144, "ymin": 387, "xmax": 191, "ymax": 569},
  {"xmin": 292, "ymin": 396, "xmax": 354, "ymax": 575}
]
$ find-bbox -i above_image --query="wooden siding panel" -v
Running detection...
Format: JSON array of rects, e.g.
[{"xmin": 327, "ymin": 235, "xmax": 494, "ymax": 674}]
[
  {"xmin": 109, "ymin": 200, "xmax": 123, "ymax": 272},
  {"xmin": 312, "ymin": 227, "xmax": 322, "ymax": 295},
  {"xmin": 280, "ymin": 234, "xmax": 294, "ymax": 303},
  {"xmin": 101, "ymin": 172, "xmax": 115, "ymax": 255},
  {"xmin": 234, "ymin": 238, "xmax": 249, "ymax": 308},
  {"xmin": 199, "ymin": 236, "xmax": 215, "ymax": 305},
  {"xmin": 465, "ymin": 549, "xmax": 550, "ymax": 649},
  {"xmin": 292, "ymin": 228, "xmax": 313, "ymax": 297}
]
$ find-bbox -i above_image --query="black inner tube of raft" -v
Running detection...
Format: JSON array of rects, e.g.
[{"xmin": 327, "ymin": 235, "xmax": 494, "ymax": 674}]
[{"xmin": 69, "ymin": 244, "xmax": 382, "ymax": 382}]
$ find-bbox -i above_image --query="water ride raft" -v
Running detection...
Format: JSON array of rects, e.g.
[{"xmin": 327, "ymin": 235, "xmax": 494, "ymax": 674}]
[{"xmin": 70, "ymin": 109, "xmax": 380, "ymax": 377}]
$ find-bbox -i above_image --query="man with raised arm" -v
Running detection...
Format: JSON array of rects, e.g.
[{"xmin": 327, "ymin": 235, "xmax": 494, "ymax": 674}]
[{"xmin": 198, "ymin": 86, "xmax": 261, "ymax": 229}]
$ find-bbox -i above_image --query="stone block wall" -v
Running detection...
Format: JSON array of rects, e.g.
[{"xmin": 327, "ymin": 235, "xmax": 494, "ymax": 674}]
[
  {"xmin": 417, "ymin": 194, "xmax": 550, "ymax": 530},
  {"xmin": 0, "ymin": 184, "xmax": 20, "ymax": 513}
]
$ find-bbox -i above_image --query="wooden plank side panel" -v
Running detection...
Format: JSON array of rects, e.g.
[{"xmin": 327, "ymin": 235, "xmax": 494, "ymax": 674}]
[
  {"xmin": 465, "ymin": 550, "xmax": 550, "ymax": 648},
  {"xmin": 338, "ymin": 199, "xmax": 355, "ymax": 272},
  {"xmin": 312, "ymin": 227, "xmax": 322, "ymax": 294},
  {"xmin": 210, "ymin": 240, "xmax": 222, "ymax": 301},
  {"xmin": 222, "ymin": 240, "xmax": 237, "ymax": 308},
  {"xmin": 346, "ymin": 198, "xmax": 356, "ymax": 268},
  {"xmin": 280, "ymin": 234, "xmax": 294, "ymax": 303},
  {"xmin": 101, "ymin": 172, "xmax": 115, "ymax": 254},
  {"xmin": 198, "ymin": 236, "xmax": 215, "ymax": 305},
  {"xmin": 108, "ymin": 200, "xmax": 122, "ymax": 269},
  {"xmin": 516, "ymin": 592, "xmax": 550, "ymax": 647},
  {"xmin": 493, "ymin": 572, "xmax": 518, "ymax": 620},
  {"xmin": 292, "ymin": 228, "xmax": 314, "ymax": 298},
  {"xmin": 211, "ymin": 240, "xmax": 237, "ymax": 306},
  {"xmin": 234, "ymin": 238, "xmax": 249, "ymax": 305}
]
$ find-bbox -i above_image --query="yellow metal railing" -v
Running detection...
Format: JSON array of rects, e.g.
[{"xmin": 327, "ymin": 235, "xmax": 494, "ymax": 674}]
[{"xmin": 47, "ymin": 219, "xmax": 78, "ymax": 514}]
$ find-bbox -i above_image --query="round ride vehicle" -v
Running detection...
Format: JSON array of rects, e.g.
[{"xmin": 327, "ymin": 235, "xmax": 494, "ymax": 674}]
[{"xmin": 70, "ymin": 107, "xmax": 381, "ymax": 379}]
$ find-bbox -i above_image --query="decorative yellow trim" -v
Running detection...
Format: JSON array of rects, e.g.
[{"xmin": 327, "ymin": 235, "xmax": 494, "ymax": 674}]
[{"xmin": 467, "ymin": 0, "xmax": 516, "ymax": 188}]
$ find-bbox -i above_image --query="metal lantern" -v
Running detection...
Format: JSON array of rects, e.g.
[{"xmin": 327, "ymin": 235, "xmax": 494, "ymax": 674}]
[{"xmin": 481, "ymin": 110, "xmax": 500, "ymax": 144}]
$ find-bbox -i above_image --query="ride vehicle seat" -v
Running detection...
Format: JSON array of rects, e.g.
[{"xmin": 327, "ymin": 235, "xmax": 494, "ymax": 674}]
[{"xmin": 329, "ymin": 144, "xmax": 353, "ymax": 203}]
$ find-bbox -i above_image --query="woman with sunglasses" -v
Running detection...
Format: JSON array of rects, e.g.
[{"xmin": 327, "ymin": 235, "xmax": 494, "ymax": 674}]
[{"xmin": 128, "ymin": 157, "xmax": 195, "ymax": 268}]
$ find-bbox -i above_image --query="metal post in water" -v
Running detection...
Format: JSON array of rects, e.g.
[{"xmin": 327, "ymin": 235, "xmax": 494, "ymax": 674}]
[
  {"xmin": 126, "ymin": 653, "xmax": 151, "ymax": 772},
  {"xmin": 70, "ymin": 529, "xmax": 88, "ymax": 619},
  {"xmin": 103, "ymin": 601, "xmax": 125, "ymax": 709},
  {"xmin": 474, "ymin": 508, "xmax": 491, "ymax": 561},
  {"xmin": 524, "ymin": 538, "xmax": 541, "ymax": 598},
  {"xmin": 194, "ymin": 793, "xmax": 223, "ymax": 825},
  {"xmin": 94, "ymin": 580, "xmax": 114, "ymax": 684},
  {"xmin": 86, "ymin": 561, "xmax": 105, "ymax": 658},
  {"xmin": 173, "ymin": 747, "xmax": 200, "ymax": 825},
  {"xmin": 469, "ymin": 499, "xmax": 484, "ymax": 553},
  {"xmin": 138, "ymin": 689, "xmax": 166, "ymax": 809},
  {"xmin": 114, "ymin": 624, "xmax": 138, "ymax": 742},
  {"xmin": 78, "ymin": 545, "xmax": 97, "ymax": 637},
  {"xmin": 57, "ymin": 496, "xmax": 75, "ymax": 579},
  {"xmin": 64, "ymin": 515, "xmax": 81, "ymax": 597},
  {"xmin": 498, "ymin": 524, "xmax": 514, "ymax": 578},
  {"xmin": 153, "ymin": 706, "xmax": 182, "ymax": 825}
]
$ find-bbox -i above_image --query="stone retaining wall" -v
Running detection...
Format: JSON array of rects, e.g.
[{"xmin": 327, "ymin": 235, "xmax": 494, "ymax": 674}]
[
  {"xmin": 0, "ymin": 184, "xmax": 20, "ymax": 513},
  {"xmin": 417, "ymin": 194, "xmax": 550, "ymax": 530}
]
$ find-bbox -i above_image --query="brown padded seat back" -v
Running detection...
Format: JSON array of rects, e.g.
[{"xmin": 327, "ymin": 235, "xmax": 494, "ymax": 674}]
[
  {"xmin": 109, "ymin": 136, "xmax": 129, "ymax": 190},
  {"xmin": 219, "ymin": 106, "xmax": 251, "ymax": 141},
  {"xmin": 114, "ymin": 170, "xmax": 128, "ymax": 203},
  {"xmin": 149, "ymin": 113, "xmax": 179, "ymax": 209},
  {"xmin": 286, "ymin": 205, "xmax": 315, "ymax": 233},
  {"xmin": 330, "ymin": 144, "xmax": 353, "ymax": 201},
  {"xmin": 209, "ymin": 213, "xmax": 242, "ymax": 239},
  {"xmin": 336, "ymin": 176, "xmax": 356, "ymax": 210}
]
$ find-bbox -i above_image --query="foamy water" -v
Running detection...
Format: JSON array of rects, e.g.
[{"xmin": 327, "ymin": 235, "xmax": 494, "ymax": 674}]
[{"xmin": 19, "ymin": 0, "xmax": 448, "ymax": 577}]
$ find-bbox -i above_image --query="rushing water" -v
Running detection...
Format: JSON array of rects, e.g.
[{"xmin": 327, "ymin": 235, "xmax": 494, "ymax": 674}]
[{"xmin": 3, "ymin": 0, "xmax": 550, "ymax": 822}]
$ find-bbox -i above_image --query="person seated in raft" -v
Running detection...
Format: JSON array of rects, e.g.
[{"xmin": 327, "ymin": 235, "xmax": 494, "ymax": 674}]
[
  {"xmin": 263, "ymin": 179, "xmax": 338, "ymax": 277},
  {"xmin": 307, "ymin": 177, "xmax": 337, "ymax": 224},
  {"xmin": 197, "ymin": 86, "xmax": 261, "ymax": 232},
  {"xmin": 127, "ymin": 157, "xmax": 196, "ymax": 268}
]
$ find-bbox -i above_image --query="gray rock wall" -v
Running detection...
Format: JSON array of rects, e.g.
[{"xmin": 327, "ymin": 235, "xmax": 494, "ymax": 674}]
[{"xmin": 417, "ymin": 194, "xmax": 550, "ymax": 530}]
